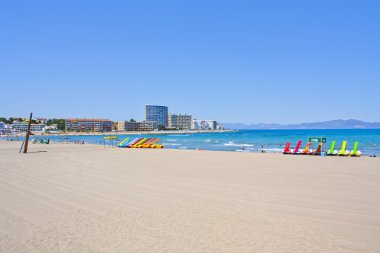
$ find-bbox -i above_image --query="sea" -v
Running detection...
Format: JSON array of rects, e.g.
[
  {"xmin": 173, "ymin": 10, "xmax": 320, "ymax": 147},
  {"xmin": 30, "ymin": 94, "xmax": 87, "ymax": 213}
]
[{"xmin": 6, "ymin": 129, "xmax": 380, "ymax": 156}]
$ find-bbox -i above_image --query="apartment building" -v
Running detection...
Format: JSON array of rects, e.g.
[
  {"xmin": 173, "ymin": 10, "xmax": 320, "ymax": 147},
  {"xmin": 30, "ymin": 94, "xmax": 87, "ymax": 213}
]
[
  {"xmin": 65, "ymin": 118, "xmax": 113, "ymax": 132},
  {"xmin": 168, "ymin": 113, "xmax": 192, "ymax": 130},
  {"xmin": 124, "ymin": 121, "xmax": 157, "ymax": 131}
]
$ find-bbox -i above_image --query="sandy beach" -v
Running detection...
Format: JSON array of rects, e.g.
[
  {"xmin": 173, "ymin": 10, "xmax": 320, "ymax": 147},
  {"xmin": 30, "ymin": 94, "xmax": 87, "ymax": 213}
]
[{"xmin": 0, "ymin": 141, "xmax": 379, "ymax": 252}]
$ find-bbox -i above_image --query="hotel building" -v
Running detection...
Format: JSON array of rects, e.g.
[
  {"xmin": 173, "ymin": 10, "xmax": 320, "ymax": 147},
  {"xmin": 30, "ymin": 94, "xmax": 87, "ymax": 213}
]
[
  {"xmin": 168, "ymin": 113, "xmax": 192, "ymax": 130},
  {"xmin": 65, "ymin": 119, "xmax": 113, "ymax": 132},
  {"xmin": 145, "ymin": 105, "xmax": 168, "ymax": 127},
  {"xmin": 124, "ymin": 121, "xmax": 157, "ymax": 131},
  {"xmin": 11, "ymin": 122, "xmax": 46, "ymax": 132}
]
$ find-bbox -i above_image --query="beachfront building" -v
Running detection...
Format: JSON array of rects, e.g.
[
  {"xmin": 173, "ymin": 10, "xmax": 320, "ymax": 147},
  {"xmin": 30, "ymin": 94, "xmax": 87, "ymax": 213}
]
[
  {"xmin": 168, "ymin": 113, "xmax": 192, "ymax": 130},
  {"xmin": 11, "ymin": 122, "xmax": 46, "ymax": 132},
  {"xmin": 124, "ymin": 121, "xmax": 157, "ymax": 131},
  {"xmin": 145, "ymin": 105, "xmax": 168, "ymax": 128},
  {"xmin": 191, "ymin": 119, "xmax": 218, "ymax": 130},
  {"xmin": 65, "ymin": 118, "xmax": 113, "ymax": 132}
]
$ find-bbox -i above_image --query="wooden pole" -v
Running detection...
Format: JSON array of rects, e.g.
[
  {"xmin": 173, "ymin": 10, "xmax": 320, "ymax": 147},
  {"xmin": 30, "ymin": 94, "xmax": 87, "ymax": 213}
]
[{"xmin": 23, "ymin": 112, "xmax": 33, "ymax": 153}]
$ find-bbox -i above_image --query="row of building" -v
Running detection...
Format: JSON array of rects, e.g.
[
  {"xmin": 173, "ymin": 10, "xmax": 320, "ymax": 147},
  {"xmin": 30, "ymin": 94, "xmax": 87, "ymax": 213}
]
[
  {"xmin": 1, "ymin": 118, "xmax": 221, "ymax": 133},
  {"xmin": 0, "ymin": 105, "xmax": 222, "ymax": 133},
  {"xmin": 0, "ymin": 119, "xmax": 112, "ymax": 134},
  {"xmin": 111, "ymin": 105, "xmax": 220, "ymax": 132},
  {"xmin": 112, "ymin": 118, "xmax": 219, "ymax": 132},
  {"xmin": 145, "ymin": 105, "xmax": 193, "ymax": 129},
  {"xmin": 144, "ymin": 105, "xmax": 221, "ymax": 130},
  {"xmin": 65, "ymin": 119, "xmax": 113, "ymax": 132},
  {"xmin": 0, "ymin": 121, "xmax": 60, "ymax": 134}
]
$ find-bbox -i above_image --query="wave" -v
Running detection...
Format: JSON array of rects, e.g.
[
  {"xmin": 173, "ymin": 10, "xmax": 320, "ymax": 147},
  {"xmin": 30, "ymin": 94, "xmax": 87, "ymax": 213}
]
[
  {"xmin": 235, "ymin": 149, "xmax": 251, "ymax": 152},
  {"xmin": 263, "ymin": 148, "xmax": 283, "ymax": 152},
  {"xmin": 166, "ymin": 139, "xmax": 177, "ymax": 142},
  {"xmin": 224, "ymin": 142, "xmax": 254, "ymax": 147},
  {"xmin": 164, "ymin": 143, "xmax": 182, "ymax": 146}
]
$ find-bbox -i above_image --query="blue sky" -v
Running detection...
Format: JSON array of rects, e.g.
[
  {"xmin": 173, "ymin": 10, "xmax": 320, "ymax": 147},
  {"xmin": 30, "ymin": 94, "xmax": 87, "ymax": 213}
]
[{"xmin": 0, "ymin": 0, "xmax": 379, "ymax": 124}]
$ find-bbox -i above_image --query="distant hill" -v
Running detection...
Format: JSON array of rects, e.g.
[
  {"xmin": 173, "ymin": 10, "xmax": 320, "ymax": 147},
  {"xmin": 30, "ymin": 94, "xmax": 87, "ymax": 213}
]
[{"xmin": 222, "ymin": 119, "xmax": 380, "ymax": 130}]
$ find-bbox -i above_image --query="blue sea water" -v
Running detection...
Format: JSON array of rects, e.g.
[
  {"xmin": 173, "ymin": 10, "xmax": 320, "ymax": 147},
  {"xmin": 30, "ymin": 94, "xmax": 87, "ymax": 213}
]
[{"xmin": 14, "ymin": 129, "xmax": 380, "ymax": 156}]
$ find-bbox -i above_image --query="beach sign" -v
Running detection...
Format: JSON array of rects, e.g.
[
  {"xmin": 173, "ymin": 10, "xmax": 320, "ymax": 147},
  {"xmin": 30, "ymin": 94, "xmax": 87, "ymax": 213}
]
[{"xmin": 308, "ymin": 137, "xmax": 326, "ymax": 143}]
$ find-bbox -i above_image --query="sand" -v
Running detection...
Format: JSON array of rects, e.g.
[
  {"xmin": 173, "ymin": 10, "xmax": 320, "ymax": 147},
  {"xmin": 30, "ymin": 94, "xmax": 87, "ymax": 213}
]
[{"xmin": 0, "ymin": 141, "xmax": 379, "ymax": 253}]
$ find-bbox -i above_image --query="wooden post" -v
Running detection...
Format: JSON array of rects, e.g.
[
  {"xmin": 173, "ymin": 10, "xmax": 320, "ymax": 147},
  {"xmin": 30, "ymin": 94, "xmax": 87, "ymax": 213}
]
[{"xmin": 23, "ymin": 112, "xmax": 33, "ymax": 153}]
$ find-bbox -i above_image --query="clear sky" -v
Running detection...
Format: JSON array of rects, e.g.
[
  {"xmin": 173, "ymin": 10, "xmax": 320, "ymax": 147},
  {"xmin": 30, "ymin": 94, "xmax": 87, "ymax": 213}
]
[{"xmin": 0, "ymin": 0, "xmax": 379, "ymax": 124}]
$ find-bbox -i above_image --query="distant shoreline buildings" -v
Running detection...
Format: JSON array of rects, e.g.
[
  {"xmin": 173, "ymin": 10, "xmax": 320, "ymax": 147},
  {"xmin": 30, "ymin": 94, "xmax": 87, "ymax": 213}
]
[
  {"xmin": 0, "ymin": 104, "xmax": 223, "ymax": 134},
  {"xmin": 65, "ymin": 118, "xmax": 113, "ymax": 132}
]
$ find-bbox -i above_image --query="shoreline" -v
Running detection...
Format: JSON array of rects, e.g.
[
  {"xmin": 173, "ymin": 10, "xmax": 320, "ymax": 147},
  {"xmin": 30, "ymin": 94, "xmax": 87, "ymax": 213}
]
[
  {"xmin": 1, "ymin": 129, "xmax": 378, "ymax": 157},
  {"xmin": 1, "ymin": 139, "xmax": 376, "ymax": 158},
  {"xmin": 0, "ymin": 129, "xmax": 235, "ymax": 137}
]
